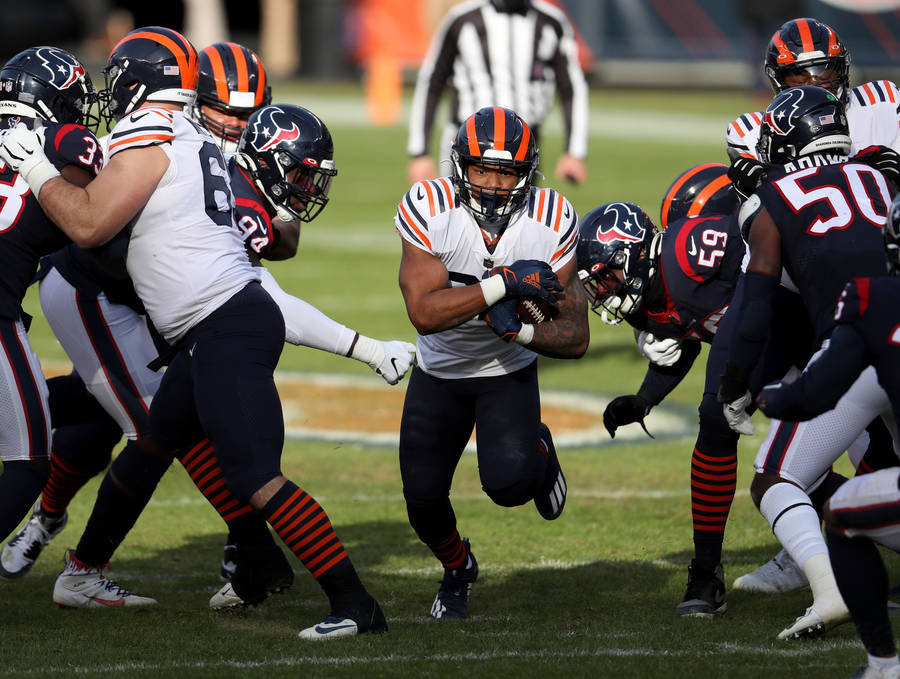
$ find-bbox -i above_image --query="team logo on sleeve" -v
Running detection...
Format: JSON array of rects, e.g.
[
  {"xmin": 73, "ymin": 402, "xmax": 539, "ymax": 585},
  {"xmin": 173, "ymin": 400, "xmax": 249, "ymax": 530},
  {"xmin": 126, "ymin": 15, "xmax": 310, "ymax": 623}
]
[
  {"xmin": 594, "ymin": 202, "xmax": 646, "ymax": 243},
  {"xmin": 34, "ymin": 47, "xmax": 86, "ymax": 90},
  {"xmin": 249, "ymin": 106, "xmax": 301, "ymax": 152}
]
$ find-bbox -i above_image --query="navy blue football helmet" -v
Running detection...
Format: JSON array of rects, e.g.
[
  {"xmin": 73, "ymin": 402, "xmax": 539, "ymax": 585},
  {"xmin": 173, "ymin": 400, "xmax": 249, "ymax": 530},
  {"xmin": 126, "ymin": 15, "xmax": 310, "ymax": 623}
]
[
  {"xmin": 660, "ymin": 163, "xmax": 739, "ymax": 229},
  {"xmin": 450, "ymin": 106, "xmax": 538, "ymax": 229},
  {"xmin": 757, "ymin": 85, "xmax": 850, "ymax": 164},
  {"xmin": 576, "ymin": 201, "xmax": 661, "ymax": 324},
  {"xmin": 765, "ymin": 18, "xmax": 850, "ymax": 102},
  {"xmin": 102, "ymin": 26, "xmax": 199, "ymax": 125},
  {"xmin": 236, "ymin": 104, "xmax": 337, "ymax": 223},
  {"xmin": 0, "ymin": 46, "xmax": 99, "ymax": 130}
]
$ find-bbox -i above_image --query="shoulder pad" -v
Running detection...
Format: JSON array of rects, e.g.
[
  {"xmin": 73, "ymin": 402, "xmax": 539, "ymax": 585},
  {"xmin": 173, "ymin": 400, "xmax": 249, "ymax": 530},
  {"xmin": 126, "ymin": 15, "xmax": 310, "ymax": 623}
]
[
  {"xmin": 834, "ymin": 278, "xmax": 870, "ymax": 324},
  {"xmin": 107, "ymin": 107, "xmax": 175, "ymax": 156},
  {"xmin": 395, "ymin": 180, "xmax": 450, "ymax": 251},
  {"xmin": 726, "ymin": 112, "xmax": 762, "ymax": 141},
  {"xmin": 527, "ymin": 187, "xmax": 576, "ymax": 231},
  {"xmin": 849, "ymin": 81, "xmax": 900, "ymax": 108}
]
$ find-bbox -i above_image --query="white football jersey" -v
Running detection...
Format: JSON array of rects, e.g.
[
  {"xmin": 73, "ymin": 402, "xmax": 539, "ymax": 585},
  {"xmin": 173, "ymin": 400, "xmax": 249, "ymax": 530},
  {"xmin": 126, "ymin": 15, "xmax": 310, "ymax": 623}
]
[
  {"xmin": 395, "ymin": 177, "xmax": 578, "ymax": 379},
  {"xmin": 108, "ymin": 107, "xmax": 259, "ymax": 343},
  {"xmin": 726, "ymin": 80, "xmax": 900, "ymax": 159}
]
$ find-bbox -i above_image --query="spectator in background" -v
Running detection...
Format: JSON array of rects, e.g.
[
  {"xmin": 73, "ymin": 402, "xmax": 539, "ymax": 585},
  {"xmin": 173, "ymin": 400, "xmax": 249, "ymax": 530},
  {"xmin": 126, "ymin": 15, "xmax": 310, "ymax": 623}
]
[{"xmin": 407, "ymin": 0, "xmax": 589, "ymax": 185}]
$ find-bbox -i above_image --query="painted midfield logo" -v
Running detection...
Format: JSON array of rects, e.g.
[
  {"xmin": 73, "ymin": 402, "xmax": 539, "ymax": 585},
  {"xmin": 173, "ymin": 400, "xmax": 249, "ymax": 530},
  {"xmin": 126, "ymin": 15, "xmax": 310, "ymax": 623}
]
[
  {"xmin": 34, "ymin": 47, "xmax": 85, "ymax": 90},
  {"xmin": 595, "ymin": 202, "xmax": 645, "ymax": 243},
  {"xmin": 250, "ymin": 106, "xmax": 301, "ymax": 152}
]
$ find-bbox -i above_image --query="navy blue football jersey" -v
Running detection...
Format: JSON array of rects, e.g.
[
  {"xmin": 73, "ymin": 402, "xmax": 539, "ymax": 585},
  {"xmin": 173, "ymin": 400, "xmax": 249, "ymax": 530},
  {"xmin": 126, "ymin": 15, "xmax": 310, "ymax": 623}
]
[
  {"xmin": 227, "ymin": 156, "xmax": 275, "ymax": 259},
  {"xmin": 629, "ymin": 214, "xmax": 745, "ymax": 343},
  {"xmin": 42, "ymin": 244, "xmax": 144, "ymax": 313},
  {"xmin": 757, "ymin": 161, "xmax": 890, "ymax": 343},
  {"xmin": 0, "ymin": 120, "xmax": 103, "ymax": 319}
]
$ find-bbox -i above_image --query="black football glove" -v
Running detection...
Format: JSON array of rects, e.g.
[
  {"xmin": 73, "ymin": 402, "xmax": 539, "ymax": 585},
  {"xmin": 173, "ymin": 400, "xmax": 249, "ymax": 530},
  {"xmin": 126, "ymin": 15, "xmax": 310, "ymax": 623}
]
[
  {"xmin": 483, "ymin": 298, "xmax": 523, "ymax": 343},
  {"xmin": 491, "ymin": 259, "xmax": 562, "ymax": 306},
  {"xmin": 603, "ymin": 395, "xmax": 653, "ymax": 439},
  {"xmin": 853, "ymin": 145, "xmax": 900, "ymax": 186},
  {"xmin": 727, "ymin": 156, "xmax": 767, "ymax": 201}
]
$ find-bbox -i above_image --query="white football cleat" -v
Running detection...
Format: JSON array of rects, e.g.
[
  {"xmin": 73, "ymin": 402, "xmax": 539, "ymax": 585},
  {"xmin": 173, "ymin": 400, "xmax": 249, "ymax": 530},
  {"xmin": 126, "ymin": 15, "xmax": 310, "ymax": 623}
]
[
  {"xmin": 209, "ymin": 582, "xmax": 243, "ymax": 609},
  {"xmin": 733, "ymin": 548, "xmax": 809, "ymax": 594},
  {"xmin": 847, "ymin": 664, "xmax": 900, "ymax": 678},
  {"xmin": 777, "ymin": 598, "xmax": 851, "ymax": 640},
  {"xmin": 298, "ymin": 616, "xmax": 360, "ymax": 640},
  {"xmin": 53, "ymin": 551, "xmax": 157, "ymax": 609},
  {"xmin": 298, "ymin": 595, "xmax": 387, "ymax": 640},
  {"xmin": 0, "ymin": 500, "xmax": 67, "ymax": 579}
]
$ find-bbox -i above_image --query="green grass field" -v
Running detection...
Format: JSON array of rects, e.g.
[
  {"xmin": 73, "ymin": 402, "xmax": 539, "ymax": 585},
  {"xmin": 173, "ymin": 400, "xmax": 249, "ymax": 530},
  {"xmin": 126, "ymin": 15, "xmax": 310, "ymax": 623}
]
[{"xmin": 1, "ymin": 85, "xmax": 890, "ymax": 678}]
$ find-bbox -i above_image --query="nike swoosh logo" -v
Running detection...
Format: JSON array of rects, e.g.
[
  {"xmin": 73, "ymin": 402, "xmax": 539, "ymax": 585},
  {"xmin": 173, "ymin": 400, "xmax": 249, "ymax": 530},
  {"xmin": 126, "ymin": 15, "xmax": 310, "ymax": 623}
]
[
  {"xmin": 315, "ymin": 622, "xmax": 356, "ymax": 633},
  {"xmin": 89, "ymin": 596, "xmax": 125, "ymax": 607},
  {"xmin": 687, "ymin": 237, "xmax": 697, "ymax": 257},
  {"xmin": 390, "ymin": 358, "xmax": 400, "ymax": 374},
  {"xmin": 416, "ymin": 187, "xmax": 424, "ymax": 200},
  {"xmin": 564, "ymin": 206, "xmax": 571, "ymax": 218},
  {"xmin": 130, "ymin": 112, "xmax": 152, "ymax": 122}
]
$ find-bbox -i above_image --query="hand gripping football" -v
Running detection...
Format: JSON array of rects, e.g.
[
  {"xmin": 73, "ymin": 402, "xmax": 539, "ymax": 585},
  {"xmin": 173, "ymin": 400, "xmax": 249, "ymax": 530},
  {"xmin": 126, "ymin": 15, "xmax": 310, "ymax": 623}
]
[{"xmin": 517, "ymin": 296, "xmax": 558, "ymax": 324}]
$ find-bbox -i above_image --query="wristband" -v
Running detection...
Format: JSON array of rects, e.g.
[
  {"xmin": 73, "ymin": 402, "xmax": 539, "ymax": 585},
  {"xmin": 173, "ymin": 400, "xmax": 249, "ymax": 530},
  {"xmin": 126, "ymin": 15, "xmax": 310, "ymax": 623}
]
[
  {"xmin": 479, "ymin": 274, "xmax": 506, "ymax": 306},
  {"xmin": 515, "ymin": 323, "xmax": 535, "ymax": 345}
]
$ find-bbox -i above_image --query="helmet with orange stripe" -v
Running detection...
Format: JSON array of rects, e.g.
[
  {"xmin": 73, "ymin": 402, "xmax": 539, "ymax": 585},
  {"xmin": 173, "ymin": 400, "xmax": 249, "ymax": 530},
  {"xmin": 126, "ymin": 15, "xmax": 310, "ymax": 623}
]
[
  {"xmin": 757, "ymin": 85, "xmax": 850, "ymax": 165},
  {"xmin": 659, "ymin": 163, "xmax": 738, "ymax": 230},
  {"xmin": 235, "ymin": 104, "xmax": 336, "ymax": 223},
  {"xmin": 576, "ymin": 202, "xmax": 661, "ymax": 324},
  {"xmin": 101, "ymin": 26, "xmax": 199, "ymax": 125},
  {"xmin": 765, "ymin": 18, "xmax": 850, "ymax": 102},
  {"xmin": 190, "ymin": 42, "xmax": 271, "ymax": 153},
  {"xmin": 0, "ymin": 46, "xmax": 100, "ymax": 131},
  {"xmin": 450, "ymin": 106, "xmax": 538, "ymax": 229}
]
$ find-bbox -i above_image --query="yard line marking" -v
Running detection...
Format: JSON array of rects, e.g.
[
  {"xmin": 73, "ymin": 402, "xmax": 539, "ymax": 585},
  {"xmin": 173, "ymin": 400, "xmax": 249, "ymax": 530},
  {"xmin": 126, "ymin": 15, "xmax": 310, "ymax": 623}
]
[{"xmin": 6, "ymin": 642, "xmax": 861, "ymax": 675}]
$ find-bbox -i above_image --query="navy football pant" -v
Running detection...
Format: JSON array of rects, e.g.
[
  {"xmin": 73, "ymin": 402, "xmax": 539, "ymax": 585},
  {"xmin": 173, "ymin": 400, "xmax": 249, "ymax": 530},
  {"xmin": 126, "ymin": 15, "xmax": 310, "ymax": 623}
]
[{"xmin": 400, "ymin": 361, "xmax": 543, "ymax": 546}]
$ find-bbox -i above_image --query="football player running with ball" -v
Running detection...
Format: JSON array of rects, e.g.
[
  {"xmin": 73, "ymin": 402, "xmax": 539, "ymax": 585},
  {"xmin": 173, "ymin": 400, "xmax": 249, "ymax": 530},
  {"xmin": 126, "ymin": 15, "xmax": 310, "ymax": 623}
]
[{"xmin": 395, "ymin": 106, "xmax": 588, "ymax": 620}]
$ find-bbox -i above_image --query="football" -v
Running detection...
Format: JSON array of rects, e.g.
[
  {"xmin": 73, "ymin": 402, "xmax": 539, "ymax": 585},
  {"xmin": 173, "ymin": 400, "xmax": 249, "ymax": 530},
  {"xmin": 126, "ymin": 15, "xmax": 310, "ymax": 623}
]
[{"xmin": 517, "ymin": 296, "xmax": 558, "ymax": 324}]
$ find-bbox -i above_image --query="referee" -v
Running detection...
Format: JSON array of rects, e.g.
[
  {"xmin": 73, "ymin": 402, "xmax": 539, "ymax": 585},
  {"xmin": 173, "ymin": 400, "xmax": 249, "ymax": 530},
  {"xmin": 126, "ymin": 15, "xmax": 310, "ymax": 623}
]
[{"xmin": 407, "ymin": 0, "xmax": 589, "ymax": 185}]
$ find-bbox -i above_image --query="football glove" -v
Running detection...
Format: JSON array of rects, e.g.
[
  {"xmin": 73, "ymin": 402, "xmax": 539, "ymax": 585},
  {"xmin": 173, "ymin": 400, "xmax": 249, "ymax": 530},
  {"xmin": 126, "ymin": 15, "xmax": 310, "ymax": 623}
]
[
  {"xmin": 350, "ymin": 334, "xmax": 416, "ymax": 385},
  {"xmin": 487, "ymin": 260, "xmax": 562, "ymax": 306},
  {"xmin": 484, "ymin": 298, "xmax": 534, "ymax": 345},
  {"xmin": 0, "ymin": 123, "xmax": 58, "ymax": 198},
  {"xmin": 603, "ymin": 395, "xmax": 653, "ymax": 439},
  {"xmin": 853, "ymin": 145, "xmax": 900, "ymax": 186},
  {"xmin": 721, "ymin": 390, "xmax": 754, "ymax": 436},
  {"xmin": 727, "ymin": 155, "xmax": 767, "ymax": 202},
  {"xmin": 637, "ymin": 331, "xmax": 682, "ymax": 367}
]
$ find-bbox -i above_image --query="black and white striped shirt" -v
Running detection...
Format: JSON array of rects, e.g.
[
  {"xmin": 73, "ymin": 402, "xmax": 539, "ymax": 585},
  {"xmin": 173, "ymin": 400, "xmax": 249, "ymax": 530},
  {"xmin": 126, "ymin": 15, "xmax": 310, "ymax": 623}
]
[{"xmin": 408, "ymin": 0, "xmax": 588, "ymax": 161}]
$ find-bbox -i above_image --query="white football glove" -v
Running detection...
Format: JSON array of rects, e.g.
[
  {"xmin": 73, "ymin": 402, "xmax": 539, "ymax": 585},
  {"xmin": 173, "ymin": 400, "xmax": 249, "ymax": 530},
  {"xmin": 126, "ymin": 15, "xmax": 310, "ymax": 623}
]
[
  {"xmin": 637, "ymin": 331, "xmax": 682, "ymax": 367},
  {"xmin": 0, "ymin": 123, "xmax": 58, "ymax": 197},
  {"xmin": 722, "ymin": 391, "xmax": 755, "ymax": 436},
  {"xmin": 350, "ymin": 334, "xmax": 417, "ymax": 385}
]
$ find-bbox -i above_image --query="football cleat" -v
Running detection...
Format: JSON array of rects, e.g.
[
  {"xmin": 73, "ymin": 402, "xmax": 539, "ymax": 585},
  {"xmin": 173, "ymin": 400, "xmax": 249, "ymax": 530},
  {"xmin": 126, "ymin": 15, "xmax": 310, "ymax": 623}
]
[
  {"xmin": 298, "ymin": 594, "xmax": 387, "ymax": 640},
  {"xmin": 847, "ymin": 664, "xmax": 900, "ymax": 678},
  {"xmin": 210, "ymin": 537, "xmax": 294, "ymax": 609},
  {"xmin": 534, "ymin": 423, "xmax": 566, "ymax": 520},
  {"xmin": 777, "ymin": 598, "xmax": 851, "ymax": 640},
  {"xmin": 676, "ymin": 560, "xmax": 727, "ymax": 617},
  {"xmin": 53, "ymin": 550, "xmax": 157, "ymax": 609},
  {"xmin": 431, "ymin": 538, "xmax": 478, "ymax": 620},
  {"xmin": 0, "ymin": 500, "xmax": 67, "ymax": 579},
  {"xmin": 733, "ymin": 548, "xmax": 809, "ymax": 594}
]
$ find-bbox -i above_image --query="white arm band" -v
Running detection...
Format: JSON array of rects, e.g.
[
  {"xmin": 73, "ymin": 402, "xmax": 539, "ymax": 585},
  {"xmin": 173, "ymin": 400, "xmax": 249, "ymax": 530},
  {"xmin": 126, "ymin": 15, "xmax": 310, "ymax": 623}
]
[
  {"xmin": 479, "ymin": 274, "xmax": 506, "ymax": 306},
  {"xmin": 515, "ymin": 323, "xmax": 535, "ymax": 346}
]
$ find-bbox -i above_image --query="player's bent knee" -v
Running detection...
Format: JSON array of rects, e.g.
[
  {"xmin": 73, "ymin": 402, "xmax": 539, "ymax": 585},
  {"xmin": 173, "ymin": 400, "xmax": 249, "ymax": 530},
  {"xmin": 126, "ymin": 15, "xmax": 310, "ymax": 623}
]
[{"xmin": 483, "ymin": 478, "xmax": 533, "ymax": 508}]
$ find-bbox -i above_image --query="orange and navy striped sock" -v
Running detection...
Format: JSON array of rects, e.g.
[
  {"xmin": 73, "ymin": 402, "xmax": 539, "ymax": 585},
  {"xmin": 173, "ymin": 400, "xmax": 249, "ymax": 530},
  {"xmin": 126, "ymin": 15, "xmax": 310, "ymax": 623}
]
[
  {"xmin": 41, "ymin": 450, "xmax": 100, "ymax": 517},
  {"xmin": 690, "ymin": 446, "xmax": 737, "ymax": 566},
  {"xmin": 429, "ymin": 529, "xmax": 467, "ymax": 570},
  {"xmin": 261, "ymin": 480, "xmax": 352, "ymax": 580},
  {"xmin": 177, "ymin": 439, "xmax": 254, "ymax": 524}
]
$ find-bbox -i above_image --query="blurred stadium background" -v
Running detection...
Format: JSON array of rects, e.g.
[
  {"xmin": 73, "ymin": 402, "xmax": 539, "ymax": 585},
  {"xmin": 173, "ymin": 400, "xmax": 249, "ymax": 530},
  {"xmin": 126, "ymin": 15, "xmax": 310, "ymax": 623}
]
[{"xmin": 5, "ymin": 0, "xmax": 900, "ymax": 113}]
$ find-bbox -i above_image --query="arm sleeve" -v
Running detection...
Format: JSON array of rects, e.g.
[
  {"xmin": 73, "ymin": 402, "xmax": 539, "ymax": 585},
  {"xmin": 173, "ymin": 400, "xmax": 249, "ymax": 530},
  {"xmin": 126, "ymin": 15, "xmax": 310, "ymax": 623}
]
[
  {"xmin": 550, "ymin": 15, "xmax": 589, "ymax": 158},
  {"xmin": 636, "ymin": 339, "xmax": 702, "ymax": 407},
  {"xmin": 726, "ymin": 271, "xmax": 778, "ymax": 376},
  {"xmin": 407, "ymin": 13, "xmax": 461, "ymax": 157},
  {"xmin": 758, "ymin": 324, "xmax": 869, "ymax": 421}
]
